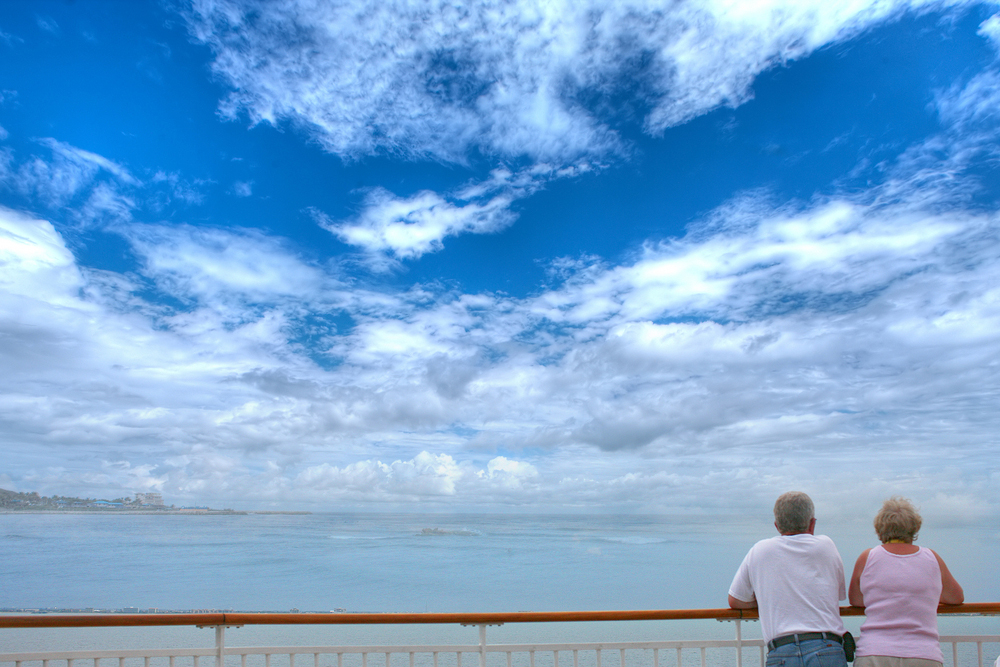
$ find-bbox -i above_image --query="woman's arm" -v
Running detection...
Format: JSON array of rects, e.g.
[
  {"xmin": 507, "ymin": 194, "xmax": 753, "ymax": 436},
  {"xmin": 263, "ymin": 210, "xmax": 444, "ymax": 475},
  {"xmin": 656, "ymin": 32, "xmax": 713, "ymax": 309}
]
[
  {"xmin": 848, "ymin": 548, "xmax": 872, "ymax": 607},
  {"xmin": 933, "ymin": 550, "xmax": 964, "ymax": 604}
]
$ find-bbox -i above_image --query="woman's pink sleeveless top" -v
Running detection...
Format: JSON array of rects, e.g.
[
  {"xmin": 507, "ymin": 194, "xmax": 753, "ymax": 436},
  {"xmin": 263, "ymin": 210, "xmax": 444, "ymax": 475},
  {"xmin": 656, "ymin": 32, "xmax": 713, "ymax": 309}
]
[{"xmin": 857, "ymin": 546, "xmax": 944, "ymax": 662}]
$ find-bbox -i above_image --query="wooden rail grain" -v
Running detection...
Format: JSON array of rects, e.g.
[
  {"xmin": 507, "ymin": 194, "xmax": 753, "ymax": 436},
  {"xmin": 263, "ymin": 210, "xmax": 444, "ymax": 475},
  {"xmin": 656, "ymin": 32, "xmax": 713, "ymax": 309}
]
[{"xmin": 2, "ymin": 603, "xmax": 998, "ymax": 629}]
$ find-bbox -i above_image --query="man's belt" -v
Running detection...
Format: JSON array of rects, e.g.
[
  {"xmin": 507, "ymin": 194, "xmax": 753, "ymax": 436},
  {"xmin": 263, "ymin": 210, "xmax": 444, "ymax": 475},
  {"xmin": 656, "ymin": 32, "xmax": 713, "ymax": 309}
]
[{"xmin": 767, "ymin": 632, "xmax": 844, "ymax": 652}]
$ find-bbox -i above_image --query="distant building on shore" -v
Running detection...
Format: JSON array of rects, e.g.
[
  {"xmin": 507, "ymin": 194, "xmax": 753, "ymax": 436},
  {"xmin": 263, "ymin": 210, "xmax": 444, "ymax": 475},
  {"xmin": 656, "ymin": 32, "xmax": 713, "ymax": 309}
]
[{"xmin": 135, "ymin": 492, "xmax": 165, "ymax": 507}]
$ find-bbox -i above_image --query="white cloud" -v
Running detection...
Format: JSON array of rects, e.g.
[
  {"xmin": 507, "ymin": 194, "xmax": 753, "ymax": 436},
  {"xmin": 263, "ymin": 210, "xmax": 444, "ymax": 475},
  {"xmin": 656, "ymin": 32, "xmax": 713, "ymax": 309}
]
[
  {"xmin": 538, "ymin": 199, "xmax": 967, "ymax": 326},
  {"xmin": 5, "ymin": 139, "xmax": 140, "ymax": 220},
  {"xmin": 979, "ymin": 13, "xmax": 1000, "ymax": 51},
  {"xmin": 934, "ymin": 68, "xmax": 1000, "ymax": 135},
  {"xmin": 0, "ymin": 28, "xmax": 22, "ymax": 47},
  {"xmin": 319, "ymin": 164, "xmax": 593, "ymax": 261},
  {"xmin": 124, "ymin": 223, "xmax": 329, "ymax": 304},
  {"xmin": 184, "ymin": 0, "xmax": 972, "ymax": 164},
  {"xmin": 0, "ymin": 207, "xmax": 84, "ymax": 304},
  {"xmin": 232, "ymin": 180, "xmax": 252, "ymax": 197},
  {"xmin": 1, "ymin": 138, "xmax": 214, "ymax": 223},
  {"xmin": 151, "ymin": 171, "xmax": 206, "ymax": 206},
  {"xmin": 321, "ymin": 188, "xmax": 515, "ymax": 260},
  {"xmin": 36, "ymin": 15, "xmax": 59, "ymax": 35},
  {"xmin": 38, "ymin": 138, "xmax": 139, "ymax": 186}
]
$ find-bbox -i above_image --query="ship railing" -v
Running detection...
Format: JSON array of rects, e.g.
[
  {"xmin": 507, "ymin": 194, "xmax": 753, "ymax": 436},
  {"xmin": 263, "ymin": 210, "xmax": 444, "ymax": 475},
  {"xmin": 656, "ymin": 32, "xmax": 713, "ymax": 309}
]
[{"xmin": 2, "ymin": 604, "xmax": 998, "ymax": 667}]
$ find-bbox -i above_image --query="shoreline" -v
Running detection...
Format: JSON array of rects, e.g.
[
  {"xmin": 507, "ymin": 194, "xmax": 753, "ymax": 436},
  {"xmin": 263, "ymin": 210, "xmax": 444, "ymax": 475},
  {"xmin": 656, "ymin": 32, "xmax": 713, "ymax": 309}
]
[{"xmin": 1, "ymin": 510, "xmax": 312, "ymax": 515}]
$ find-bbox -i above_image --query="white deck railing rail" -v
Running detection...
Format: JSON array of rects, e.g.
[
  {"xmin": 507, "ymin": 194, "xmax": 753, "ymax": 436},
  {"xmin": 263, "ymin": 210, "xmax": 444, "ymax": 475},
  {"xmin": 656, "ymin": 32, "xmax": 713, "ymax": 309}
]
[{"xmin": 2, "ymin": 604, "xmax": 998, "ymax": 667}]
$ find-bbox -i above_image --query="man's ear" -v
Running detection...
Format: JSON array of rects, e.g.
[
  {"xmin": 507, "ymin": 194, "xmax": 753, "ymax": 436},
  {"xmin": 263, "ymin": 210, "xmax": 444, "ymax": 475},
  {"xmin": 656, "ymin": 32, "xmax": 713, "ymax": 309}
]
[{"xmin": 808, "ymin": 517, "xmax": 816, "ymax": 535}]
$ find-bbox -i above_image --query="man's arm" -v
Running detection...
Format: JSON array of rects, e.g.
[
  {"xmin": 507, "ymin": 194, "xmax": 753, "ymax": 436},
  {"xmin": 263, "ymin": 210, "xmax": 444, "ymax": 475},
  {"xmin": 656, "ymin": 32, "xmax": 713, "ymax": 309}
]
[
  {"xmin": 728, "ymin": 594, "xmax": 757, "ymax": 609},
  {"xmin": 728, "ymin": 546, "xmax": 757, "ymax": 610}
]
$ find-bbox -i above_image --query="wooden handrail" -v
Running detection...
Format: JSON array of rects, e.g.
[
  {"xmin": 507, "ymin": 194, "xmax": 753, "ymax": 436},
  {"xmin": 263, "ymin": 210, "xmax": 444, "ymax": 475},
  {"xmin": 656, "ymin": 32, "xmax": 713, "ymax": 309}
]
[{"xmin": 1, "ymin": 603, "xmax": 998, "ymax": 629}]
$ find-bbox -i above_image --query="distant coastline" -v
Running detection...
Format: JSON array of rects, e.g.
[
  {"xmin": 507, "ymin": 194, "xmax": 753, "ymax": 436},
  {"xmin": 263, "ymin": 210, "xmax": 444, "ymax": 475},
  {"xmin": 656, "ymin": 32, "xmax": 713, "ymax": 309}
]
[
  {"xmin": 0, "ymin": 607, "xmax": 357, "ymax": 614},
  {"xmin": 1, "ymin": 509, "xmax": 312, "ymax": 515},
  {"xmin": 0, "ymin": 487, "xmax": 309, "ymax": 515},
  {"xmin": 2, "ymin": 508, "xmax": 246, "ymax": 515}
]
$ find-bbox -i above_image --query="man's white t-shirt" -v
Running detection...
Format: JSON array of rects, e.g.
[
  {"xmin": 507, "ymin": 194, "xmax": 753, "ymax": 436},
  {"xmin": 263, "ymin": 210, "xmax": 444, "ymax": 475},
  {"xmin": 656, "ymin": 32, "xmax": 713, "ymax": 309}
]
[{"xmin": 729, "ymin": 533, "xmax": 846, "ymax": 644}]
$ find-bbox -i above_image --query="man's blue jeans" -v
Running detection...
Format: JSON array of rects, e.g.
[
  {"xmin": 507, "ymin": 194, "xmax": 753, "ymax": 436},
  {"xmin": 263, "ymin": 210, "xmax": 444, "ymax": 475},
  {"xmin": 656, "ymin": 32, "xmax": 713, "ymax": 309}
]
[{"xmin": 766, "ymin": 638, "xmax": 848, "ymax": 667}]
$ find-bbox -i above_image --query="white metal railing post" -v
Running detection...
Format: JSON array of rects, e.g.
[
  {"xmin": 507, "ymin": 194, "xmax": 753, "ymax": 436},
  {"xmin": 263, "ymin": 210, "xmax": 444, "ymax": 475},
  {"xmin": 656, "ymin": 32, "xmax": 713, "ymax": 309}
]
[
  {"xmin": 480, "ymin": 624, "xmax": 488, "ymax": 667},
  {"xmin": 216, "ymin": 625, "xmax": 226, "ymax": 667},
  {"xmin": 735, "ymin": 619, "xmax": 743, "ymax": 667}
]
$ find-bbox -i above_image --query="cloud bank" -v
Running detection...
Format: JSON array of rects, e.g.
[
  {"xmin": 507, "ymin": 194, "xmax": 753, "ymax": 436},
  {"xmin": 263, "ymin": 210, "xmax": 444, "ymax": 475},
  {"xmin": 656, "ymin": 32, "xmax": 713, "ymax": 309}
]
[{"xmin": 2, "ymin": 119, "xmax": 997, "ymax": 515}]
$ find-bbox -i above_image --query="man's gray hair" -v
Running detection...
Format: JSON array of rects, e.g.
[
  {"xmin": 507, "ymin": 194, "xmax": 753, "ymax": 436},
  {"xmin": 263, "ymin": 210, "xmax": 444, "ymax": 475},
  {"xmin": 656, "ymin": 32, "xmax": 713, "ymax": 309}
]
[{"xmin": 773, "ymin": 491, "xmax": 815, "ymax": 534}]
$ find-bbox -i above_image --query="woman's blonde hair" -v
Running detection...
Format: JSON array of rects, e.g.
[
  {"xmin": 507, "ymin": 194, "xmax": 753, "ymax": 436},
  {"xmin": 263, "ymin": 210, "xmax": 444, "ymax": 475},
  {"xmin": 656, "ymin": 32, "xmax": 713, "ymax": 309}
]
[{"xmin": 874, "ymin": 496, "xmax": 922, "ymax": 543}]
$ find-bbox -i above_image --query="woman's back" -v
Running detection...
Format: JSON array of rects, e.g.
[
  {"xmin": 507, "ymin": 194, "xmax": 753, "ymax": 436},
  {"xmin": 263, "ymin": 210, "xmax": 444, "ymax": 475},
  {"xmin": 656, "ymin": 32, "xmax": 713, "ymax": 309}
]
[{"xmin": 858, "ymin": 545, "xmax": 943, "ymax": 662}]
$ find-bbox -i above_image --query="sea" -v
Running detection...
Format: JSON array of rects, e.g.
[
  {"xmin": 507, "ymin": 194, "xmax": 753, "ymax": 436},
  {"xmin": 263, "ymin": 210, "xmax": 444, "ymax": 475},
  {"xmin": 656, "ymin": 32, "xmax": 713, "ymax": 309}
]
[{"xmin": 1, "ymin": 512, "xmax": 996, "ymax": 663}]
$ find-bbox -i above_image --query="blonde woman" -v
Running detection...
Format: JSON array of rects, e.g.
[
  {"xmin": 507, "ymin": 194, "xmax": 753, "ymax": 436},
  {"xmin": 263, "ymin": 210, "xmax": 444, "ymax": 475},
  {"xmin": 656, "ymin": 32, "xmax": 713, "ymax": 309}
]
[{"xmin": 848, "ymin": 497, "xmax": 964, "ymax": 667}]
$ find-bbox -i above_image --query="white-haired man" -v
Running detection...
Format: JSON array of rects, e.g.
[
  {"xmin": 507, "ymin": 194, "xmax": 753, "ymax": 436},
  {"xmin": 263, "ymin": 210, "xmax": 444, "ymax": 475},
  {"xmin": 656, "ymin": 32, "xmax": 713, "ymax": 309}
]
[{"xmin": 729, "ymin": 491, "xmax": 848, "ymax": 667}]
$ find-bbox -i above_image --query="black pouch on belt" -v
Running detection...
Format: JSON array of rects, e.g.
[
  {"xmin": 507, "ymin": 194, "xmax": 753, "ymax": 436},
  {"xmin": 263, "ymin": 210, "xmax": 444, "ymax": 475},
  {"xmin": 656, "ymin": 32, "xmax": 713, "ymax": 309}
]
[{"xmin": 842, "ymin": 632, "xmax": 856, "ymax": 662}]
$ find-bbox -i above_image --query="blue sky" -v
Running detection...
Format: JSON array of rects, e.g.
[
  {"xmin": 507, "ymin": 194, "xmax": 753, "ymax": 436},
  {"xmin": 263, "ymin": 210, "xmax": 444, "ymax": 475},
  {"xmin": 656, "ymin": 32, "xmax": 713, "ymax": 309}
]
[{"xmin": 1, "ymin": 0, "xmax": 999, "ymax": 521}]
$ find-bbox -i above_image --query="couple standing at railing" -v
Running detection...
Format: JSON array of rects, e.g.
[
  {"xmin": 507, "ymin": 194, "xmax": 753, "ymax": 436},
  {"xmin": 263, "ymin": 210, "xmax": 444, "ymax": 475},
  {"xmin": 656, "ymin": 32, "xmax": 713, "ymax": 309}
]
[{"xmin": 727, "ymin": 492, "xmax": 964, "ymax": 667}]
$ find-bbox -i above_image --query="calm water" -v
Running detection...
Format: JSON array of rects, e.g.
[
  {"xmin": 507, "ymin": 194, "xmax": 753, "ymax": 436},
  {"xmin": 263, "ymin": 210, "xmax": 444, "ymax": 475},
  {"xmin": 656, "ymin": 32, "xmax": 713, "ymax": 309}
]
[{"xmin": 0, "ymin": 512, "xmax": 763, "ymax": 612}]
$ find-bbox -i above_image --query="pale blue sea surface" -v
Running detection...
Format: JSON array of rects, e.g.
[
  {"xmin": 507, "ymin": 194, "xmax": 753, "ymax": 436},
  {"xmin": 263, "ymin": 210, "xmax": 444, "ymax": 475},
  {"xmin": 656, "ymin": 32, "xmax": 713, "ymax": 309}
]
[{"xmin": 0, "ymin": 513, "xmax": 766, "ymax": 612}]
